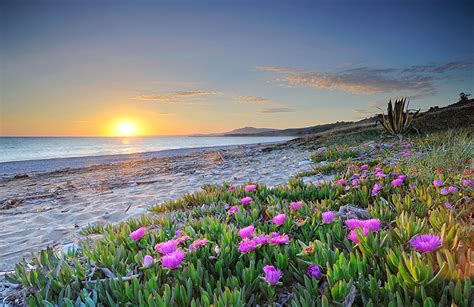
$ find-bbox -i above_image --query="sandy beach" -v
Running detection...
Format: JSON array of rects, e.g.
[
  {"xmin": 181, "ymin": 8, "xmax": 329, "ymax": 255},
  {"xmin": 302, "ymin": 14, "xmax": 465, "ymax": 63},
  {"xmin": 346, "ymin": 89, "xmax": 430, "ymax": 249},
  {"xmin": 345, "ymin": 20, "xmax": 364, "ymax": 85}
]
[{"xmin": 0, "ymin": 143, "xmax": 322, "ymax": 273}]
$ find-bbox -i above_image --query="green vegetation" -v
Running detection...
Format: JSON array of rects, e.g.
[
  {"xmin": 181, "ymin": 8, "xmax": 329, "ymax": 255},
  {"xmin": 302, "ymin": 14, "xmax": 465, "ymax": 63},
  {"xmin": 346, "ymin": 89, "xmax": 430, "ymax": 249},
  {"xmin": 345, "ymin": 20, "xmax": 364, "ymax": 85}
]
[
  {"xmin": 377, "ymin": 98, "xmax": 420, "ymax": 137},
  {"xmin": 6, "ymin": 129, "xmax": 473, "ymax": 306}
]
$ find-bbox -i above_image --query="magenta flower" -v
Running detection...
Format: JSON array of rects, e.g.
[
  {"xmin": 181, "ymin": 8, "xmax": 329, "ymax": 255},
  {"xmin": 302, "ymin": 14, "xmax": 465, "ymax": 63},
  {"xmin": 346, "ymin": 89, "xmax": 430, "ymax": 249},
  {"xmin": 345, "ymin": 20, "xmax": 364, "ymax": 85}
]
[
  {"xmin": 397, "ymin": 175, "xmax": 407, "ymax": 181},
  {"xmin": 440, "ymin": 188, "xmax": 449, "ymax": 195},
  {"xmin": 391, "ymin": 178, "xmax": 404, "ymax": 187},
  {"xmin": 371, "ymin": 182, "xmax": 382, "ymax": 196},
  {"xmin": 364, "ymin": 219, "xmax": 381, "ymax": 232},
  {"xmin": 175, "ymin": 230, "xmax": 183, "ymax": 237},
  {"xmin": 307, "ymin": 264, "xmax": 322, "ymax": 279},
  {"xmin": 238, "ymin": 239, "xmax": 257, "ymax": 253},
  {"xmin": 353, "ymin": 173, "xmax": 360, "ymax": 178},
  {"xmin": 241, "ymin": 196, "xmax": 253, "ymax": 206},
  {"xmin": 245, "ymin": 184, "xmax": 256, "ymax": 191},
  {"xmin": 227, "ymin": 205, "xmax": 239, "ymax": 215},
  {"xmin": 375, "ymin": 172, "xmax": 387, "ymax": 179},
  {"xmin": 272, "ymin": 214, "xmax": 286, "ymax": 226},
  {"xmin": 345, "ymin": 219, "xmax": 364, "ymax": 229},
  {"xmin": 360, "ymin": 164, "xmax": 368, "ymax": 171},
  {"xmin": 336, "ymin": 178, "xmax": 345, "ymax": 186},
  {"xmin": 262, "ymin": 265, "xmax": 282, "ymax": 285},
  {"xmin": 290, "ymin": 201, "xmax": 303, "ymax": 211},
  {"xmin": 375, "ymin": 167, "xmax": 382, "ymax": 173},
  {"xmin": 351, "ymin": 179, "xmax": 359, "ymax": 186},
  {"xmin": 433, "ymin": 179, "xmax": 443, "ymax": 187},
  {"xmin": 160, "ymin": 250, "xmax": 186, "ymax": 269},
  {"xmin": 321, "ymin": 211, "xmax": 335, "ymax": 223},
  {"xmin": 444, "ymin": 201, "xmax": 451, "ymax": 209},
  {"xmin": 142, "ymin": 255, "xmax": 154, "ymax": 267},
  {"xmin": 347, "ymin": 228, "xmax": 369, "ymax": 244},
  {"xmin": 461, "ymin": 179, "xmax": 473, "ymax": 187},
  {"xmin": 130, "ymin": 227, "xmax": 147, "ymax": 241},
  {"xmin": 447, "ymin": 186, "xmax": 458, "ymax": 194},
  {"xmin": 269, "ymin": 234, "xmax": 290, "ymax": 245},
  {"xmin": 253, "ymin": 234, "xmax": 270, "ymax": 245},
  {"xmin": 410, "ymin": 234, "xmax": 442, "ymax": 253},
  {"xmin": 155, "ymin": 240, "xmax": 178, "ymax": 255},
  {"xmin": 228, "ymin": 185, "xmax": 237, "ymax": 191},
  {"xmin": 239, "ymin": 225, "xmax": 255, "ymax": 239}
]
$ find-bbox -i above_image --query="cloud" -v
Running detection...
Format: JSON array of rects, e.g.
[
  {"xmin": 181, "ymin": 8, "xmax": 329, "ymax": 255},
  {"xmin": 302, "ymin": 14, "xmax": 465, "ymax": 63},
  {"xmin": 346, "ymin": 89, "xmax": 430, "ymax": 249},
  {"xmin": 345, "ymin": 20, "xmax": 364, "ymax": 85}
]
[
  {"xmin": 234, "ymin": 95, "xmax": 275, "ymax": 104},
  {"xmin": 257, "ymin": 61, "xmax": 473, "ymax": 98},
  {"xmin": 256, "ymin": 66, "xmax": 293, "ymax": 73},
  {"xmin": 135, "ymin": 90, "xmax": 219, "ymax": 104},
  {"xmin": 258, "ymin": 107, "xmax": 296, "ymax": 113}
]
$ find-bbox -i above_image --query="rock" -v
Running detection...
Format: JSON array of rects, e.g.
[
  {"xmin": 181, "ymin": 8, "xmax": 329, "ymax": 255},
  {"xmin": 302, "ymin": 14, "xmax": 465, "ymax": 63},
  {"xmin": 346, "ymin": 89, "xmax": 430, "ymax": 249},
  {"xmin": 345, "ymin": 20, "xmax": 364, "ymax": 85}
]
[
  {"xmin": 13, "ymin": 174, "xmax": 29, "ymax": 179},
  {"xmin": 316, "ymin": 147, "xmax": 327, "ymax": 154},
  {"xmin": 298, "ymin": 160, "xmax": 312, "ymax": 166},
  {"xmin": 335, "ymin": 205, "xmax": 371, "ymax": 221}
]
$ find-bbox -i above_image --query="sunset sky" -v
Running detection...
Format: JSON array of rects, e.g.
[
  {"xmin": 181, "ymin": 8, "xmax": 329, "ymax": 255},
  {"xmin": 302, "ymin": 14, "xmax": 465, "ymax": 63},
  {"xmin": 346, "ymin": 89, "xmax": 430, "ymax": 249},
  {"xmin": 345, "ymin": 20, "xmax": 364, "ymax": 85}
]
[{"xmin": 1, "ymin": 0, "xmax": 473, "ymax": 136}]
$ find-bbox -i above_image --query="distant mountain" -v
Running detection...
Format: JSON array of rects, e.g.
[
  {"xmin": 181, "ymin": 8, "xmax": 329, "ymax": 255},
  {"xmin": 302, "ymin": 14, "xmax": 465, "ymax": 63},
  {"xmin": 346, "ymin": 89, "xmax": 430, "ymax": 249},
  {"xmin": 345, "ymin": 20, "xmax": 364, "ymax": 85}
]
[{"xmin": 223, "ymin": 127, "xmax": 279, "ymax": 135}]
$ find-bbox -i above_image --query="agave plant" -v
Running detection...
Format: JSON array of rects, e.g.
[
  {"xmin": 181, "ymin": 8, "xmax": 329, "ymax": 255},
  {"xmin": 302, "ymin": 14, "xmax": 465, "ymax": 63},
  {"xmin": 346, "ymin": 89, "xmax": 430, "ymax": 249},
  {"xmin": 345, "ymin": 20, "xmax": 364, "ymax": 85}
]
[{"xmin": 378, "ymin": 98, "xmax": 419, "ymax": 138}]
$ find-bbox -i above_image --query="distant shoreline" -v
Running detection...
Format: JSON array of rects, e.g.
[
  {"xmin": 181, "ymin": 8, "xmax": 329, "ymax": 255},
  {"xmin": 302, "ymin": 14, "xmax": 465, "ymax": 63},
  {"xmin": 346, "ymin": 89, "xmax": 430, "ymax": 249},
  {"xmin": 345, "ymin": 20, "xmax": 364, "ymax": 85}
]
[{"xmin": 0, "ymin": 139, "xmax": 295, "ymax": 176}]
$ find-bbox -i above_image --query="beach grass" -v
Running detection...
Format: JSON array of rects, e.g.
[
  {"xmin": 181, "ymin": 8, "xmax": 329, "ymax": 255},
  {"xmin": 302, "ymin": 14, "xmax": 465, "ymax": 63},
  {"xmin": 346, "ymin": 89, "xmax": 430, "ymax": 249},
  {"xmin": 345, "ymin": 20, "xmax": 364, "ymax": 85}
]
[{"xmin": 5, "ymin": 128, "xmax": 473, "ymax": 306}]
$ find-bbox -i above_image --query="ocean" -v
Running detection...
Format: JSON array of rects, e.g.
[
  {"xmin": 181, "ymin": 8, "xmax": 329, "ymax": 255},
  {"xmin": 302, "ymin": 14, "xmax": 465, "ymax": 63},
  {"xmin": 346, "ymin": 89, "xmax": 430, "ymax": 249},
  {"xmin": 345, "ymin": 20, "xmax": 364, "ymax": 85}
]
[{"xmin": 0, "ymin": 136, "xmax": 294, "ymax": 163}]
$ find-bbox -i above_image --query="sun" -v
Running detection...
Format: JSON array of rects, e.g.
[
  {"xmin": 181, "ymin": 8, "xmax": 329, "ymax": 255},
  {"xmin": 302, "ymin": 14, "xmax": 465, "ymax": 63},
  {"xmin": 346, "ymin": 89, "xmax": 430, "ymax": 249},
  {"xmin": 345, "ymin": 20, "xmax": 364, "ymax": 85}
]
[{"xmin": 113, "ymin": 121, "xmax": 139, "ymax": 137}]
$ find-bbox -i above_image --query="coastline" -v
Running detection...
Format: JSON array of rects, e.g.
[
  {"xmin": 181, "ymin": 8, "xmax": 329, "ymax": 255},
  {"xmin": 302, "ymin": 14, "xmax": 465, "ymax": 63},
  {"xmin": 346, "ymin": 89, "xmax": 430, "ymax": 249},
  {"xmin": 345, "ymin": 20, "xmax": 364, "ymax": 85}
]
[
  {"xmin": 0, "ymin": 139, "xmax": 294, "ymax": 176},
  {"xmin": 0, "ymin": 142, "xmax": 323, "ymax": 273}
]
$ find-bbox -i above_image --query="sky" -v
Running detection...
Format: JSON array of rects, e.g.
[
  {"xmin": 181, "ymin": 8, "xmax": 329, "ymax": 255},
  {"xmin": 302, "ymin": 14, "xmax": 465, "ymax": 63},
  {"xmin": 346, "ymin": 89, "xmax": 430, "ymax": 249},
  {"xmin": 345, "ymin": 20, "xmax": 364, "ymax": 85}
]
[{"xmin": 1, "ymin": 0, "xmax": 473, "ymax": 136}]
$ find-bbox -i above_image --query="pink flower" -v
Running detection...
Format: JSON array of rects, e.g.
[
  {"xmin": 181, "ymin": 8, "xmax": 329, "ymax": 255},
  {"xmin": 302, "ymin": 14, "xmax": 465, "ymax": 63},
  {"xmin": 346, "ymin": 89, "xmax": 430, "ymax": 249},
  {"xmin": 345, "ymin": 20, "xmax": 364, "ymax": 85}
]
[
  {"xmin": 321, "ymin": 211, "xmax": 334, "ymax": 223},
  {"xmin": 391, "ymin": 178, "xmax": 404, "ymax": 187},
  {"xmin": 130, "ymin": 227, "xmax": 147, "ymax": 241},
  {"xmin": 440, "ymin": 188, "xmax": 449, "ymax": 195},
  {"xmin": 371, "ymin": 182, "xmax": 382, "ymax": 196},
  {"xmin": 160, "ymin": 250, "xmax": 186, "ymax": 269},
  {"xmin": 375, "ymin": 167, "xmax": 382, "ymax": 173},
  {"xmin": 336, "ymin": 178, "xmax": 345, "ymax": 186},
  {"xmin": 410, "ymin": 234, "xmax": 442, "ymax": 253},
  {"xmin": 253, "ymin": 234, "xmax": 270, "ymax": 245},
  {"xmin": 228, "ymin": 185, "xmax": 237, "ymax": 191},
  {"xmin": 307, "ymin": 264, "xmax": 322, "ymax": 279},
  {"xmin": 397, "ymin": 175, "xmax": 406, "ymax": 181},
  {"xmin": 461, "ymin": 179, "xmax": 473, "ymax": 187},
  {"xmin": 263, "ymin": 265, "xmax": 282, "ymax": 285},
  {"xmin": 364, "ymin": 219, "xmax": 381, "ymax": 232},
  {"xmin": 245, "ymin": 184, "xmax": 256, "ymax": 191},
  {"xmin": 176, "ymin": 235, "xmax": 190, "ymax": 245},
  {"xmin": 290, "ymin": 201, "xmax": 303, "ymax": 211},
  {"xmin": 192, "ymin": 238, "xmax": 208, "ymax": 248},
  {"xmin": 345, "ymin": 218, "xmax": 380, "ymax": 232},
  {"xmin": 269, "ymin": 234, "xmax": 290, "ymax": 245},
  {"xmin": 241, "ymin": 196, "xmax": 253, "ymax": 206},
  {"xmin": 345, "ymin": 219, "xmax": 364, "ymax": 229},
  {"xmin": 348, "ymin": 228, "xmax": 369, "ymax": 244},
  {"xmin": 272, "ymin": 214, "xmax": 286, "ymax": 226},
  {"xmin": 433, "ymin": 179, "xmax": 443, "ymax": 187},
  {"xmin": 155, "ymin": 240, "xmax": 178, "ymax": 255},
  {"xmin": 360, "ymin": 164, "xmax": 369, "ymax": 171},
  {"xmin": 447, "ymin": 186, "xmax": 458, "ymax": 194},
  {"xmin": 375, "ymin": 172, "xmax": 387, "ymax": 179},
  {"xmin": 142, "ymin": 255, "xmax": 154, "ymax": 267},
  {"xmin": 239, "ymin": 225, "xmax": 255, "ymax": 239},
  {"xmin": 238, "ymin": 239, "xmax": 257, "ymax": 253},
  {"xmin": 227, "ymin": 205, "xmax": 239, "ymax": 215}
]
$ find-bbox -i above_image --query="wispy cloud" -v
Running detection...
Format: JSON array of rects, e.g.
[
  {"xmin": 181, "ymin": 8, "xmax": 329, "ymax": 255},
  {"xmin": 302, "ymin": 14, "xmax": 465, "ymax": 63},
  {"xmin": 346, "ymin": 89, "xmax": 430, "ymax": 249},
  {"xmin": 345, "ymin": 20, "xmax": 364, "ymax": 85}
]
[
  {"xmin": 234, "ymin": 95, "xmax": 274, "ymax": 104},
  {"xmin": 135, "ymin": 90, "xmax": 220, "ymax": 104},
  {"xmin": 257, "ymin": 61, "xmax": 473, "ymax": 98},
  {"xmin": 258, "ymin": 107, "xmax": 296, "ymax": 113}
]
